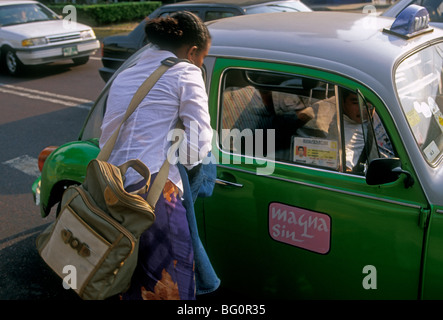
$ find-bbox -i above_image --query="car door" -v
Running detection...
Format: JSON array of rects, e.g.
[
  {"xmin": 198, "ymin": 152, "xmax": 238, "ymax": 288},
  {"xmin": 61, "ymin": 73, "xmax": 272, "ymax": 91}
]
[{"xmin": 199, "ymin": 58, "xmax": 430, "ymax": 299}]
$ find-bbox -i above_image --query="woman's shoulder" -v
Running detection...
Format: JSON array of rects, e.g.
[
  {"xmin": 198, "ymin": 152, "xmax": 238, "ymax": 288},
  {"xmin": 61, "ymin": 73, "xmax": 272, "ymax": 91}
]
[
  {"xmin": 170, "ymin": 59, "xmax": 200, "ymax": 72},
  {"xmin": 138, "ymin": 47, "xmax": 198, "ymax": 71}
]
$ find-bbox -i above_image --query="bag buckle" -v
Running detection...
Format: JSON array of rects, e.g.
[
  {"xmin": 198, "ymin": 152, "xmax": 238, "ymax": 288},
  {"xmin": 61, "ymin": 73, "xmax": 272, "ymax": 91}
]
[{"xmin": 161, "ymin": 57, "xmax": 190, "ymax": 67}]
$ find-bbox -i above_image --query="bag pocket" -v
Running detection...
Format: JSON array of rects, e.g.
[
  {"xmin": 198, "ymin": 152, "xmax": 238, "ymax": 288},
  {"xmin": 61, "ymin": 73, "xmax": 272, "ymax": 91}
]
[
  {"xmin": 38, "ymin": 186, "xmax": 136, "ymax": 299},
  {"xmin": 40, "ymin": 205, "xmax": 112, "ymax": 295}
]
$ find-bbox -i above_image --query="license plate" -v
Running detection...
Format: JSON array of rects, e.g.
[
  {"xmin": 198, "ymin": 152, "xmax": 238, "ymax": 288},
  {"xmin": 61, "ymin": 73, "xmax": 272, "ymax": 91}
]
[{"xmin": 63, "ymin": 46, "xmax": 78, "ymax": 56}]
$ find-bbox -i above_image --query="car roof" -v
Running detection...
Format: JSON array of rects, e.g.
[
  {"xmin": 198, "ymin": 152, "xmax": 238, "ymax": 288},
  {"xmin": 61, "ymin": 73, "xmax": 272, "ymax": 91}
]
[
  {"xmin": 0, "ymin": 0, "xmax": 38, "ymax": 5},
  {"xmin": 207, "ymin": 11, "xmax": 443, "ymax": 89}
]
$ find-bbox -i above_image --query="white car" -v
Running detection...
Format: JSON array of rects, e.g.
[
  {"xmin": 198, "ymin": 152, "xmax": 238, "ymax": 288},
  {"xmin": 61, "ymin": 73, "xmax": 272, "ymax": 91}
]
[{"xmin": 0, "ymin": 0, "xmax": 100, "ymax": 75}]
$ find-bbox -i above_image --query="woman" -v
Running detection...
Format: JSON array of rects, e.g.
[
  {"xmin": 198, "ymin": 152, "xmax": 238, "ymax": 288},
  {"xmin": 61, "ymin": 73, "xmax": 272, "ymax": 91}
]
[{"xmin": 99, "ymin": 11, "xmax": 213, "ymax": 300}]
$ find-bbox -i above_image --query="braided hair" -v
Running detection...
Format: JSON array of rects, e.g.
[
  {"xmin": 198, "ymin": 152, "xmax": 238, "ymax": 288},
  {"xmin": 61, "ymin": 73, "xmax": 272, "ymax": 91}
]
[{"xmin": 145, "ymin": 11, "xmax": 211, "ymax": 53}]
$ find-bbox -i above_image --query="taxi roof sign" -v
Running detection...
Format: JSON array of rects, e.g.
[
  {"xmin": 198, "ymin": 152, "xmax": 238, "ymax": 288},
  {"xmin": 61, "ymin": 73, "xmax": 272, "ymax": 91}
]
[{"xmin": 383, "ymin": 5, "xmax": 433, "ymax": 39}]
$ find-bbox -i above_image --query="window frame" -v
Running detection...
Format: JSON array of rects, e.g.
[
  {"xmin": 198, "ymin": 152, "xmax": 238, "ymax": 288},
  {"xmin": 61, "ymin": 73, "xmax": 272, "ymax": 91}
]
[
  {"xmin": 211, "ymin": 59, "xmax": 401, "ymax": 178},
  {"xmin": 217, "ymin": 67, "xmax": 363, "ymax": 173}
]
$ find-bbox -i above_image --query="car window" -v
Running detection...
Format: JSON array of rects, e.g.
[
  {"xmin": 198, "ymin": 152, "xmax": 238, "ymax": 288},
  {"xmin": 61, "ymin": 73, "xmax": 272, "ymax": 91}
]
[
  {"xmin": 395, "ymin": 42, "xmax": 443, "ymax": 164},
  {"xmin": 392, "ymin": 0, "xmax": 443, "ymax": 22},
  {"xmin": 158, "ymin": 11, "xmax": 200, "ymax": 18},
  {"xmin": 219, "ymin": 69, "xmax": 395, "ymax": 174},
  {"xmin": 421, "ymin": 0, "xmax": 443, "ymax": 22},
  {"xmin": 245, "ymin": 1, "xmax": 312, "ymax": 14},
  {"xmin": 0, "ymin": 3, "xmax": 58, "ymax": 27},
  {"xmin": 205, "ymin": 11, "xmax": 236, "ymax": 21}
]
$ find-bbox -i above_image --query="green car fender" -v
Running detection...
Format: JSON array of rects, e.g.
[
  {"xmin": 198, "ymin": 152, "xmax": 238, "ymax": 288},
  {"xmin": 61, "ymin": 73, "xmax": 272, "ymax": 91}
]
[{"xmin": 36, "ymin": 138, "xmax": 100, "ymax": 218}]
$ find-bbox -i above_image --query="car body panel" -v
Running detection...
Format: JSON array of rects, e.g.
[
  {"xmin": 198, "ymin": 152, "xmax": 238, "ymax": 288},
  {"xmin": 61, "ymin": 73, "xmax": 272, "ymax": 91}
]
[
  {"xmin": 15, "ymin": 39, "xmax": 99, "ymax": 65},
  {"xmin": 100, "ymin": 20, "xmax": 155, "ymax": 76},
  {"xmin": 422, "ymin": 205, "xmax": 443, "ymax": 299},
  {"xmin": 33, "ymin": 9, "xmax": 443, "ymax": 298},
  {"xmin": 37, "ymin": 139, "xmax": 99, "ymax": 217},
  {"xmin": 202, "ymin": 56, "xmax": 428, "ymax": 298},
  {"xmin": 1, "ymin": 19, "xmax": 89, "ymax": 39}
]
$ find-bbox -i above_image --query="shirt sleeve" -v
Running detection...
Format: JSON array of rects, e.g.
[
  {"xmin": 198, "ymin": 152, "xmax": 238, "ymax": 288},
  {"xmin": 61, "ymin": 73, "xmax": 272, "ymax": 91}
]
[{"xmin": 177, "ymin": 64, "xmax": 213, "ymax": 169}]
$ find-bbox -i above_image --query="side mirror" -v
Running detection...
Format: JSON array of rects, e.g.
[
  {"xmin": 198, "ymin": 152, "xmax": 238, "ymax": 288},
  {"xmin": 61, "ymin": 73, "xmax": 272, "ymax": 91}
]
[{"xmin": 366, "ymin": 158, "xmax": 414, "ymax": 188}]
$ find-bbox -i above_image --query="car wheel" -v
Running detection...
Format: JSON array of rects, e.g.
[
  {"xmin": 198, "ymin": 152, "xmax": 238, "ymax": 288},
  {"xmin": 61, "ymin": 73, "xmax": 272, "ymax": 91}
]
[
  {"xmin": 72, "ymin": 56, "xmax": 89, "ymax": 65},
  {"xmin": 2, "ymin": 48, "xmax": 23, "ymax": 76}
]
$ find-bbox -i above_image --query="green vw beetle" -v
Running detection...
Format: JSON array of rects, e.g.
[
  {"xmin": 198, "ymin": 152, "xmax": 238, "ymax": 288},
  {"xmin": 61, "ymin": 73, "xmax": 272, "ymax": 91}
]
[{"xmin": 33, "ymin": 6, "xmax": 443, "ymax": 299}]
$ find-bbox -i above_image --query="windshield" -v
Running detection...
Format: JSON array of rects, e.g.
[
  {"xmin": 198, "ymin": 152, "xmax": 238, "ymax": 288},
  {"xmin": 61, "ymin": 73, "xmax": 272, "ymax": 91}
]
[
  {"xmin": 245, "ymin": 1, "xmax": 312, "ymax": 14},
  {"xmin": 395, "ymin": 42, "xmax": 443, "ymax": 165},
  {"xmin": 0, "ymin": 4, "xmax": 59, "ymax": 27}
]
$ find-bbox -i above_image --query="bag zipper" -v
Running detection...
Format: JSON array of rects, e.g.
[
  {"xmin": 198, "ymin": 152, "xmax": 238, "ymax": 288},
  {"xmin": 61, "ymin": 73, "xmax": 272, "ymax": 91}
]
[{"xmin": 74, "ymin": 186, "xmax": 136, "ymax": 251}]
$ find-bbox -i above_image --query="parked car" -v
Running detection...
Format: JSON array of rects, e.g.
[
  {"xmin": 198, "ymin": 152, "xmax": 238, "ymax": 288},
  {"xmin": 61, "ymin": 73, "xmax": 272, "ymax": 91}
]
[
  {"xmin": 382, "ymin": 0, "xmax": 443, "ymax": 28},
  {"xmin": 33, "ymin": 6, "xmax": 443, "ymax": 299},
  {"xmin": 99, "ymin": 0, "xmax": 312, "ymax": 82},
  {"xmin": 0, "ymin": 0, "xmax": 100, "ymax": 75}
]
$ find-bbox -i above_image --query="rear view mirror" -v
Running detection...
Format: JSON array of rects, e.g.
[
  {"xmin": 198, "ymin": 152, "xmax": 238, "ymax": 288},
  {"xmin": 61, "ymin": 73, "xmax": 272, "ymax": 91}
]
[{"xmin": 366, "ymin": 158, "xmax": 414, "ymax": 188}]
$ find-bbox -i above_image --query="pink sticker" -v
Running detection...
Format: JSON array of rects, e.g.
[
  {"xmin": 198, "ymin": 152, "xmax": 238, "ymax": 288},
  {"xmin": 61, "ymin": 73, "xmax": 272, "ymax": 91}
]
[{"xmin": 269, "ymin": 202, "xmax": 331, "ymax": 254}]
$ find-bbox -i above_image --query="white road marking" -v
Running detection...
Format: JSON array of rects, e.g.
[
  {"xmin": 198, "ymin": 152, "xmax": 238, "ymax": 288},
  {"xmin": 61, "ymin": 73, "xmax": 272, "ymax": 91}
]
[
  {"xmin": 90, "ymin": 56, "xmax": 101, "ymax": 60},
  {"xmin": 0, "ymin": 83, "xmax": 93, "ymax": 109},
  {"xmin": 2, "ymin": 155, "xmax": 40, "ymax": 177}
]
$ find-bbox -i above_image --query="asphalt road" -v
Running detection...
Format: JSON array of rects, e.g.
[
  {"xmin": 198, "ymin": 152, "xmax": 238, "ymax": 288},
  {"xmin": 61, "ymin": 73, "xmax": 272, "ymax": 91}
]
[{"xmin": 0, "ymin": 51, "xmax": 105, "ymax": 300}]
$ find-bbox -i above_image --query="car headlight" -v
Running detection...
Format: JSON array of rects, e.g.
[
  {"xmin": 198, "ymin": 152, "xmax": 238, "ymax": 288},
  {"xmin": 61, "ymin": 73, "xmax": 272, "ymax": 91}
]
[
  {"xmin": 80, "ymin": 30, "xmax": 95, "ymax": 40},
  {"xmin": 22, "ymin": 37, "xmax": 48, "ymax": 47}
]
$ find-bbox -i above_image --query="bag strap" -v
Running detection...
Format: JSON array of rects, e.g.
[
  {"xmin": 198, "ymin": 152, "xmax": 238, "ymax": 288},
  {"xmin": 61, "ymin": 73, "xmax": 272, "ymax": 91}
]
[
  {"xmin": 146, "ymin": 119, "xmax": 184, "ymax": 206},
  {"xmin": 97, "ymin": 57, "xmax": 189, "ymax": 208}
]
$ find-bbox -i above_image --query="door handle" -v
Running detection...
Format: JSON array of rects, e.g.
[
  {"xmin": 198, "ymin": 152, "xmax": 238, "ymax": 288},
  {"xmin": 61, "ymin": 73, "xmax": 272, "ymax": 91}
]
[{"xmin": 215, "ymin": 178, "xmax": 243, "ymax": 188}]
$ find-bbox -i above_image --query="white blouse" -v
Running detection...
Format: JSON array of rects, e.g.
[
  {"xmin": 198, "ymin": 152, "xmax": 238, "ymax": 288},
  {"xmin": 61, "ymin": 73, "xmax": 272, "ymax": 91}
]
[
  {"xmin": 99, "ymin": 46, "xmax": 213, "ymax": 192},
  {"xmin": 343, "ymin": 114, "xmax": 366, "ymax": 170}
]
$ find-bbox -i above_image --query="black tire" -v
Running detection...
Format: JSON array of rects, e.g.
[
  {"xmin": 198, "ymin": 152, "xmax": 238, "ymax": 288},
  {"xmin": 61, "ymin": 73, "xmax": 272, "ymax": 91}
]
[
  {"xmin": 1, "ymin": 48, "xmax": 23, "ymax": 76},
  {"xmin": 72, "ymin": 56, "xmax": 89, "ymax": 65}
]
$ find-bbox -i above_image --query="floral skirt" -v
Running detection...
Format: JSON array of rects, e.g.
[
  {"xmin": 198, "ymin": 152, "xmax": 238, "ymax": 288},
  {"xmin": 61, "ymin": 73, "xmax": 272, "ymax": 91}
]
[{"xmin": 121, "ymin": 178, "xmax": 195, "ymax": 300}]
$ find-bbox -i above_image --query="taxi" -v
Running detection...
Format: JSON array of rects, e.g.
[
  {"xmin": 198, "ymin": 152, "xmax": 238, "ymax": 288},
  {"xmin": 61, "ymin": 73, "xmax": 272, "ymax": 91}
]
[{"xmin": 32, "ymin": 6, "xmax": 443, "ymax": 299}]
